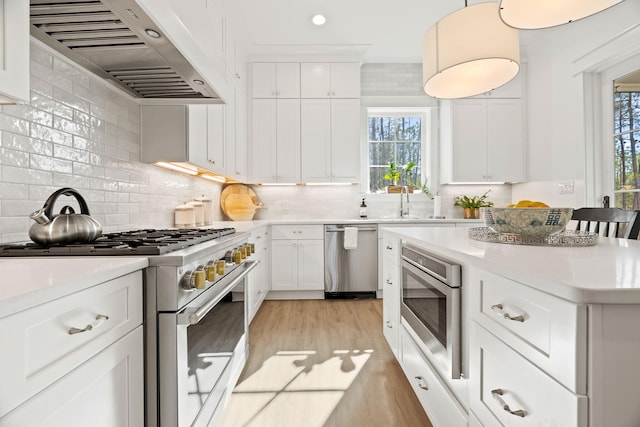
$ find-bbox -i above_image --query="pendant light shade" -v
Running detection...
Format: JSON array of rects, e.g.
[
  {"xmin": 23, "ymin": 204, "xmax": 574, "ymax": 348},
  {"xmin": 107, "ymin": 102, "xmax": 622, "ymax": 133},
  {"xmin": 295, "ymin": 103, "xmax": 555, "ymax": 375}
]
[
  {"xmin": 423, "ymin": 2, "xmax": 520, "ymax": 99},
  {"xmin": 499, "ymin": 0, "xmax": 624, "ymax": 29}
]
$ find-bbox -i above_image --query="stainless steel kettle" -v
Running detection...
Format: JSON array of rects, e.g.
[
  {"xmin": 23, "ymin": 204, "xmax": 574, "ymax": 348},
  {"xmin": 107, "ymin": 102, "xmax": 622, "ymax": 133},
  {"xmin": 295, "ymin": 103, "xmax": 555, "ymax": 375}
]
[{"xmin": 29, "ymin": 187, "xmax": 102, "ymax": 245}]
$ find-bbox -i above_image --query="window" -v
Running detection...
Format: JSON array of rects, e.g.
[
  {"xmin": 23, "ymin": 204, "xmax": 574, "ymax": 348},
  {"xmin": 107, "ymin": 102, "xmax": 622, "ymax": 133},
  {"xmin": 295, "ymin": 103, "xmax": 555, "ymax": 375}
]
[
  {"xmin": 613, "ymin": 90, "xmax": 640, "ymax": 209},
  {"xmin": 367, "ymin": 112, "xmax": 427, "ymax": 193}
]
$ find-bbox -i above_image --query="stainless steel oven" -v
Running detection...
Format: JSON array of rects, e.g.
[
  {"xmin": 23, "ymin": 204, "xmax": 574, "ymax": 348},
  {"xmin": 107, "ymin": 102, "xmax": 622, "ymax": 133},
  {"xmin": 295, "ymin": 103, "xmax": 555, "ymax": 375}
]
[
  {"xmin": 144, "ymin": 232, "xmax": 258, "ymax": 427},
  {"xmin": 156, "ymin": 260, "xmax": 257, "ymax": 427},
  {"xmin": 401, "ymin": 243, "xmax": 461, "ymax": 379}
]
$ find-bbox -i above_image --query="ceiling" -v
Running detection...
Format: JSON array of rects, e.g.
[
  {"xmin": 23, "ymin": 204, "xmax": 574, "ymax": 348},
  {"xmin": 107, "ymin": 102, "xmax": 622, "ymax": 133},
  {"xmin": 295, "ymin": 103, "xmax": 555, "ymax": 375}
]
[{"xmin": 227, "ymin": 0, "xmax": 469, "ymax": 62}]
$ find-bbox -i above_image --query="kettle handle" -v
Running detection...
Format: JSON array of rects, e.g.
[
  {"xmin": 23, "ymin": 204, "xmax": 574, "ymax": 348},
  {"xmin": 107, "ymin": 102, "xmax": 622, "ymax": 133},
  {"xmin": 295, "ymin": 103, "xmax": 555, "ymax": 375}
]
[{"xmin": 42, "ymin": 188, "xmax": 91, "ymax": 218}]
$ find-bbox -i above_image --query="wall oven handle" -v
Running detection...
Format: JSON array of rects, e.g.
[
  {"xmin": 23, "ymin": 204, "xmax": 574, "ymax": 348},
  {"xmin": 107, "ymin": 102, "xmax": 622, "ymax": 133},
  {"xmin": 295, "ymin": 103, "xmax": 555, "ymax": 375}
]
[
  {"xmin": 491, "ymin": 303, "xmax": 525, "ymax": 322},
  {"xmin": 491, "ymin": 389, "xmax": 527, "ymax": 417},
  {"xmin": 181, "ymin": 260, "xmax": 259, "ymax": 326}
]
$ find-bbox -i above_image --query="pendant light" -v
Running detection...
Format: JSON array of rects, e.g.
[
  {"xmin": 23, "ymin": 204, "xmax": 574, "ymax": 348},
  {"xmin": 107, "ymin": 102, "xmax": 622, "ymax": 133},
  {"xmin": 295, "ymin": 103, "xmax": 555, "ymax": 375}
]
[
  {"xmin": 422, "ymin": 2, "xmax": 520, "ymax": 99},
  {"xmin": 499, "ymin": 0, "xmax": 624, "ymax": 30}
]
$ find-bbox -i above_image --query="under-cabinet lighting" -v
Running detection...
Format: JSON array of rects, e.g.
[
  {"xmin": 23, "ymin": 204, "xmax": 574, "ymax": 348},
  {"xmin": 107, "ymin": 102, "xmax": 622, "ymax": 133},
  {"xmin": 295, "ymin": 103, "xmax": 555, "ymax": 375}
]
[
  {"xmin": 306, "ymin": 182, "xmax": 357, "ymax": 186},
  {"xmin": 200, "ymin": 174, "xmax": 227, "ymax": 183},
  {"xmin": 257, "ymin": 183, "xmax": 298, "ymax": 186},
  {"xmin": 155, "ymin": 162, "xmax": 198, "ymax": 176}
]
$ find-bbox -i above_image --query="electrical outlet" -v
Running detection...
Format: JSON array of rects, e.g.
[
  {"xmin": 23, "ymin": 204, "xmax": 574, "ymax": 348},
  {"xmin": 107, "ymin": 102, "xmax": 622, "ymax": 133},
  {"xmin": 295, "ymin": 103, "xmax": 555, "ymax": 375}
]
[{"xmin": 558, "ymin": 181, "xmax": 574, "ymax": 194}]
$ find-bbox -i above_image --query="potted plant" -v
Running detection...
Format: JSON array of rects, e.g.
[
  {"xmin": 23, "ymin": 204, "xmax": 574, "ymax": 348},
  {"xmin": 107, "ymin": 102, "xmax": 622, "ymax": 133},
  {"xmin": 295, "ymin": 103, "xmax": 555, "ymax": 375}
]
[
  {"xmin": 454, "ymin": 190, "xmax": 493, "ymax": 219},
  {"xmin": 384, "ymin": 162, "xmax": 412, "ymax": 193}
]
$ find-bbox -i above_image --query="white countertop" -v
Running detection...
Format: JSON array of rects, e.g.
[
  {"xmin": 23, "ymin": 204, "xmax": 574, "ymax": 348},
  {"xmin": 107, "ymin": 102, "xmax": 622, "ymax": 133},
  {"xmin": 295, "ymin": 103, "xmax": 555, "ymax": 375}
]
[
  {"xmin": 384, "ymin": 227, "xmax": 640, "ymax": 304},
  {"xmin": 0, "ymin": 257, "xmax": 148, "ymax": 318},
  {"xmin": 211, "ymin": 218, "xmax": 482, "ymax": 232}
]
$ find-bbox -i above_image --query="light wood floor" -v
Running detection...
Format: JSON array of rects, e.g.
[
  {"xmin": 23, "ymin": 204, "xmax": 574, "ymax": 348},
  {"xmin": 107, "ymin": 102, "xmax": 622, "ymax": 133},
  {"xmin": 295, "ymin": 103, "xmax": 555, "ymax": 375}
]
[{"xmin": 219, "ymin": 299, "xmax": 433, "ymax": 427}]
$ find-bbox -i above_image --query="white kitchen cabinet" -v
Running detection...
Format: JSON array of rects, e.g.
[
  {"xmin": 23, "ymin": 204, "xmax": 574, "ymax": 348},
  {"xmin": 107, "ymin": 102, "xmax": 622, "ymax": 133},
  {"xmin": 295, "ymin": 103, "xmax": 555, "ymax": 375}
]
[
  {"xmin": 0, "ymin": 271, "xmax": 144, "ymax": 425},
  {"xmin": 0, "ymin": 0, "xmax": 29, "ymax": 104},
  {"xmin": 401, "ymin": 326, "xmax": 468, "ymax": 427},
  {"xmin": 441, "ymin": 98, "xmax": 525, "ymax": 183},
  {"xmin": 247, "ymin": 226, "xmax": 270, "ymax": 323},
  {"xmin": 225, "ymin": 82, "xmax": 248, "ymax": 181},
  {"xmin": 270, "ymin": 225, "xmax": 324, "ymax": 294},
  {"xmin": 141, "ymin": 104, "xmax": 229, "ymax": 176},
  {"xmin": 1, "ymin": 327, "xmax": 144, "ymax": 426},
  {"xmin": 249, "ymin": 98, "xmax": 301, "ymax": 183},
  {"xmin": 300, "ymin": 63, "xmax": 361, "ymax": 98},
  {"xmin": 382, "ymin": 235, "xmax": 400, "ymax": 357},
  {"xmin": 470, "ymin": 323, "xmax": 587, "ymax": 427},
  {"xmin": 251, "ymin": 63, "xmax": 300, "ymax": 98},
  {"xmin": 300, "ymin": 98, "xmax": 360, "ymax": 183}
]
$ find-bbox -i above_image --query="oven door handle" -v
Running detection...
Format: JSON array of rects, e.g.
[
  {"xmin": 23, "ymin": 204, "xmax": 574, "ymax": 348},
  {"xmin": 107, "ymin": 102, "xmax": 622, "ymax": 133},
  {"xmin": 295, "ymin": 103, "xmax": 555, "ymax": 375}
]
[{"xmin": 179, "ymin": 260, "xmax": 259, "ymax": 326}]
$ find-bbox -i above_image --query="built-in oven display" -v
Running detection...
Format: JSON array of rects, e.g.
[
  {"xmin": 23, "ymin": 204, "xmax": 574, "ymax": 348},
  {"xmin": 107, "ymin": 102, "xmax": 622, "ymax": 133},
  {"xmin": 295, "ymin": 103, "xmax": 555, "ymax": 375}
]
[
  {"xmin": 186, "ymin": 289, "xmax": 245, "ymax": 422},
  {"xmin": 402, "ymin": 266, "xmax": 447, "ymax": 347}
]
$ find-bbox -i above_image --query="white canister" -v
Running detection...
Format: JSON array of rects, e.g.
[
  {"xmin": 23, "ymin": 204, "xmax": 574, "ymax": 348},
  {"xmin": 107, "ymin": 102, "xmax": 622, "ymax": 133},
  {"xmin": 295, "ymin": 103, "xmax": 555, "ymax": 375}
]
[
  {"xmin": 194, "ymin": 194, "xmax": 213, "ymax": 225},
  {"xmin": 187, "ymin": 201, "xmax": 205, "ymax": 226},
  {"xmin": 174, "ymin": 203, "xmax": 195, "ymax": 228}
]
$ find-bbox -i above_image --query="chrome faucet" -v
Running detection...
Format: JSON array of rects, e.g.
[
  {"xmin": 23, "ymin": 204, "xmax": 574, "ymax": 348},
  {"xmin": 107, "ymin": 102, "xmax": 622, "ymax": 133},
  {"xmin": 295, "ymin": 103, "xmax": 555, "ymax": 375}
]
[{"xmin": 400, "ymin": 186, "xmax": 410, "ymax": 218}]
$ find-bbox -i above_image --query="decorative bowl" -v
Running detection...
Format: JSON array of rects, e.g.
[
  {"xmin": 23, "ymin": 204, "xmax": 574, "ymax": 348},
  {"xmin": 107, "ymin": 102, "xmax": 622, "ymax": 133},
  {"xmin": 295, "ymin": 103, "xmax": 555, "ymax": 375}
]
[{"xmin": 482, "ymin": 207, "xmax": 573, "ymax": 236}]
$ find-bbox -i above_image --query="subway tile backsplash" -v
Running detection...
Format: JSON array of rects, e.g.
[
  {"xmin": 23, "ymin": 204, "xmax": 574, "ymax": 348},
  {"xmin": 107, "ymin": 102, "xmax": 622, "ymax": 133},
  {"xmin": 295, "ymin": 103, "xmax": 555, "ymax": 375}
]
[{"xmin": 0, "ymin": 42, "xmax": 223, "ymax": 243}]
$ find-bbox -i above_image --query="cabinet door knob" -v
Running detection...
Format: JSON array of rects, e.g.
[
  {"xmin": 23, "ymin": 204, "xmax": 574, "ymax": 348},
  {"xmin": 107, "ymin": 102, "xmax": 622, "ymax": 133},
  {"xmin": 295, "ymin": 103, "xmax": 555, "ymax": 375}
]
[
  {"xmin": 491, "ymin": 304, "xmax": 525, "ymax": 322},
  {"xmin": 386, "ymin": 245, "xmax": 393, "ymax": 250},
  {"xmin": 491, "ymin": 389, "xmax": 527, "ymax": 418},
  {"xmin": 209, "ymin": 159, "xmax": 216, "ymax": 164},
  {"xmin": 415, "ymin": 376, "xmax": 428, "ymax": 390},
  {"xmin": 385, "ymin": 320, "xmax": 392, "ymax": 328},
  {"xmin": 385, "ymin": 279, "xmax": 392, "ymax": 285}
]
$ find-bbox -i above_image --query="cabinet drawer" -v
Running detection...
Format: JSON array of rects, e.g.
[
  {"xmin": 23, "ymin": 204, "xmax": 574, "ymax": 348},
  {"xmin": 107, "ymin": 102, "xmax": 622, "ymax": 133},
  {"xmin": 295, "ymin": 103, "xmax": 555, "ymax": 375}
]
[
  {"xmin": 401, "ymin": 327, "xmax": 467, "ymax": 427},
  {"xmin": 470, "ymin": 323, "xmax": 587, "ymax": 427},
  {"xmin": 0, "ymin": 271, "xmax": 143, "ymax": 416},
  {"xmin": 271, "ymin": 224, "xmax": 323, "ymax": 240},
  {"xmin": 472, "ymin": 268, "xmax": 586, "ymax": 393}
]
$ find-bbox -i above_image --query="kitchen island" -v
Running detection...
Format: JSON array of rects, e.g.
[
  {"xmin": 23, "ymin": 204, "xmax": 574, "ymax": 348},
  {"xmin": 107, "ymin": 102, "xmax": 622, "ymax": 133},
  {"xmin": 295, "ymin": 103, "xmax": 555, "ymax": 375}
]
[{"xmin": 382, "ymin": 226, "xmax": 640, "ymax": 427}]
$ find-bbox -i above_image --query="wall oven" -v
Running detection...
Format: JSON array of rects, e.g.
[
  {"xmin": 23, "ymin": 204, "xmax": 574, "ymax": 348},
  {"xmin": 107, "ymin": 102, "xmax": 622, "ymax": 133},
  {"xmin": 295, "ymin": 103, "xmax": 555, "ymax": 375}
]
[{"xmin": 401, "ymin": 243, "xmax": 462, "ymax": 379}]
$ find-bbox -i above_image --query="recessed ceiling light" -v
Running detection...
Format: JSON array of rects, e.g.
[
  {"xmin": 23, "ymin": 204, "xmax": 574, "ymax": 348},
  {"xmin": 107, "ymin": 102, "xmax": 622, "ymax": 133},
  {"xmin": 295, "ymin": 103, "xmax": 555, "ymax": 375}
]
[
  {"xmin": 145, "ymin": 29, "xmax": 161, "ymax": 39},
  {"xmin": 312, "ymin": 14, "xmax": 326, "ymax": 26},
  {"xmin": 193, "ymin": 79, "xmax": 205, "ymax": 85}
]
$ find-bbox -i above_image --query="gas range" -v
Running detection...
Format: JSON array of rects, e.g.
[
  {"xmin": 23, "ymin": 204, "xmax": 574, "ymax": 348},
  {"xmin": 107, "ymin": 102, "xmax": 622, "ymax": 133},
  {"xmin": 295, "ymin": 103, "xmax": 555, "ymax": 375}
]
[{"xmin": 0, "ymin": 228, "xmax": 237, "ymax": 256}]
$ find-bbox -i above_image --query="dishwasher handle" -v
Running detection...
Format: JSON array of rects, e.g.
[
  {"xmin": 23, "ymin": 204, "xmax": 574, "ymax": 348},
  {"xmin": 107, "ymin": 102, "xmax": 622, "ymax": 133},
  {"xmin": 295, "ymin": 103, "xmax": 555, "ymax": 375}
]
[{"xmin": 325, "ymin": 225, "xmax": 378, "ymax": 232}]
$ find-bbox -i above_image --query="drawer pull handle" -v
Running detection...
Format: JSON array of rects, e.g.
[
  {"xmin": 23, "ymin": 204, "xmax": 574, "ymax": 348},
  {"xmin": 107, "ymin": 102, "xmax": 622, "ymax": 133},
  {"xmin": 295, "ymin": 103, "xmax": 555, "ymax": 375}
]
[
  {"xmin": 385, "ymin": 279, "xmax": 392, "ymax": 285},
  {"xmin": 491, "ymin": 304, "xmax": 525, "ymax": 322},
  {"xmin": 415, "ymin": 376, "xmax": 428, "ymax": 390},
  {"xmin": 68, "ymin": 314, "xmax": 109, "ymax": 335},
  {"xmin": 386, "ymin": 245, "xmax": 393, "ymax": 250},
  {"xmin": 491, "ymin": 389, "xmax": 526, "ymax": 418}
]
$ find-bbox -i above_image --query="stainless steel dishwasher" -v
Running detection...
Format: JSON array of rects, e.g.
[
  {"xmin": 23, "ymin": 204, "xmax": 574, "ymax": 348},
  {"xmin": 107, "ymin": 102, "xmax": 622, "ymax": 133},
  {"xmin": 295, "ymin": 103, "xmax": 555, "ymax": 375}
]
[{"xmin": 324, "ymin": 224, "xmax": 378, "ymax": 298}]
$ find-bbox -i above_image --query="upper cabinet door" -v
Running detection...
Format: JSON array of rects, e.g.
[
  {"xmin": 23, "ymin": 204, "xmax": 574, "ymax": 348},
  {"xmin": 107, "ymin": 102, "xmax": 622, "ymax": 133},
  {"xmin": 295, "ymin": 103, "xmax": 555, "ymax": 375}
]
[
  {"xmin": 0, "ymin": 0, "xmax": 29, "ymax": 103},
  {"xmin": 486, "ymin": 99, "xmax": 525, "ymax": 182},
  {"xmin": 330, "ymin": 99, "xmax": 361, "ymax": 182},
  {"xmin": 330, "ymin": 63, "xmax": 361, "ymax": 98},
  {"xmin": 300, "ymin": 63, "xmax": 332, "ymax": 98},
  {"xmin": 451, "ymin": 100, "xmax": 489, "ymax": 182},
  {"xmin": 251, "ymin": 63, "xmax": 300, "ymax": 98},
  {"xmin": 301, "ymin": 63, "xmax": 360, "ymax": 98}
]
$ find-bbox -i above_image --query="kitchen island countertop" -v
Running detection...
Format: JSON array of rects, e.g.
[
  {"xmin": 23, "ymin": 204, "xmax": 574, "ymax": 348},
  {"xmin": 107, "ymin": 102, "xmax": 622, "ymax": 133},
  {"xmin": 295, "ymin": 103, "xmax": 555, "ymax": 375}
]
[
  {"xmin": 385, "ymin": 226, "xmax": 640, "ymax": 304},
  {"xmin": 0, "ymin": 257, "xmax": 148, "ymax": 317}
]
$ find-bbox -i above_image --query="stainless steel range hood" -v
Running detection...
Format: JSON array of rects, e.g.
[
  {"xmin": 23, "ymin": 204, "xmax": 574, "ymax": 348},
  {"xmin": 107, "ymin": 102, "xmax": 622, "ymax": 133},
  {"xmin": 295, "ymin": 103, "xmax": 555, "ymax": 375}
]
[{"xmin": 30, "ymin": 0, "xmax": 221, "ymax": 101}]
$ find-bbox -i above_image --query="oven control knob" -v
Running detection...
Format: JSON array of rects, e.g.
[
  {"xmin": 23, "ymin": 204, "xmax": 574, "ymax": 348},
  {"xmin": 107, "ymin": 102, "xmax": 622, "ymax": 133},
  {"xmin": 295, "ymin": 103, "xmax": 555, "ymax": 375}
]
[
  {"xmin": 205, "ymin": 262, "xmax": 216, "ymax": 282},
  {"xmin": 194, "ymin": 266, "xmax": 206, "ymax": 289},
  {"xmin": 180, "ymin": 270, "xmax": 196, "ymax": 292}
]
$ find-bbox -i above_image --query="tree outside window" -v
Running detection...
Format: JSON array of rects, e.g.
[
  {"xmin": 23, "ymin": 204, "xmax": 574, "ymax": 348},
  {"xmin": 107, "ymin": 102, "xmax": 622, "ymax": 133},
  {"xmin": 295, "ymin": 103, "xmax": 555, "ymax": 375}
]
[
  {"xmin": 368, "ymin": 115, "xmax": 423, "ymax": 193},
  {"xmin": 614, "ymin": 91, "xmax": 640, "ymax": 209}
]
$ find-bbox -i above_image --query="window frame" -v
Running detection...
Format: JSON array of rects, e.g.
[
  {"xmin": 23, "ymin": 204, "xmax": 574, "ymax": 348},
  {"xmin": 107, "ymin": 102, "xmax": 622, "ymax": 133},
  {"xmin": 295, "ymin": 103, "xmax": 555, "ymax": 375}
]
[{"xmin": 361, "ymin": 107, "xmax": 436, "ymax": 199}]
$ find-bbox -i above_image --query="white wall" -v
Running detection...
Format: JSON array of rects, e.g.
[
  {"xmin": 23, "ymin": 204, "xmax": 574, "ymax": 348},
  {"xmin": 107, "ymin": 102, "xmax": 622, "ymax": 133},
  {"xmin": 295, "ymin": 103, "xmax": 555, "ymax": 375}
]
[
  {"xmin": 0, "ymin": 42, "xmax": 224, "ymax": 243},
  {"xmin": 514, "ymin": 0, "xmax": 640, "ymax": 206}
]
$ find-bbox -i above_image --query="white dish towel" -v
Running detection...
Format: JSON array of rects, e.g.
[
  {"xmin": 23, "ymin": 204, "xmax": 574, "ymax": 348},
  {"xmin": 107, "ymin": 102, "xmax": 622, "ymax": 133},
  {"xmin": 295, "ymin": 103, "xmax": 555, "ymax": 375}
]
[{"xmin": 344, "ymin": 227, "xmax": 358, "ymax": 250}]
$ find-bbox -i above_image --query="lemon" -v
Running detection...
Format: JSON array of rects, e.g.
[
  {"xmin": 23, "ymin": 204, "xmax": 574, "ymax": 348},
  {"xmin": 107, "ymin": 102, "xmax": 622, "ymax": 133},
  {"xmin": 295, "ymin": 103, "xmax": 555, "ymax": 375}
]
[
  {"xmin": 515, "ymin": 200, "xmax": 533, "ymax": 207},
  {"xmin": 529, "ymin": 201, "xmax": 549, "ymax": 208}
]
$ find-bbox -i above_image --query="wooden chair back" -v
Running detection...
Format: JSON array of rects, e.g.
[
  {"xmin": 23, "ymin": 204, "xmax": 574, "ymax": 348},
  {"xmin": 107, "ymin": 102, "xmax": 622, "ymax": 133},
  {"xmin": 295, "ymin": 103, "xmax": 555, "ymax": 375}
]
[{"xmin": 570, "ymin": 208, "xmax": 640, "ymax": 239}]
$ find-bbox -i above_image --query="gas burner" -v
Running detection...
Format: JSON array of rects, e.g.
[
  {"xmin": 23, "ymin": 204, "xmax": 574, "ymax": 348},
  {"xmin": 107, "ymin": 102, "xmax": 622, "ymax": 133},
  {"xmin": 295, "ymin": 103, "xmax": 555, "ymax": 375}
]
[{"xmin": 0, "ymin": 228, "xmax": 237, "ymax": 257}]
